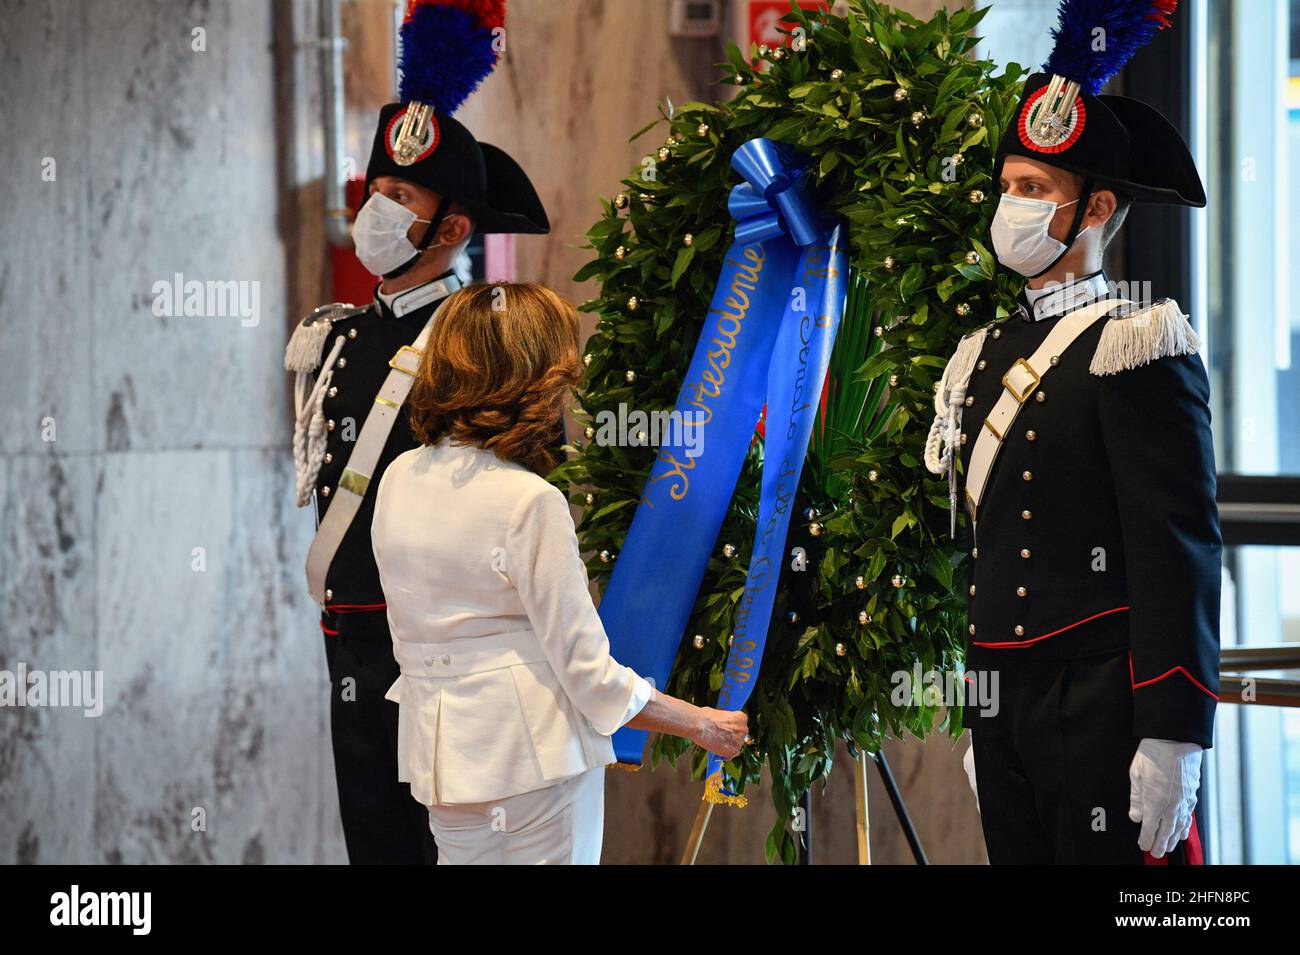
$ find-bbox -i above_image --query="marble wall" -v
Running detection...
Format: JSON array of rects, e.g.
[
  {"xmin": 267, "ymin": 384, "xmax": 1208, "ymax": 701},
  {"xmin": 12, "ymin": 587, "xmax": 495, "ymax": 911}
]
[
  {"xmin": 0, "ymin": 0, "xmax": 341, "ymax": 863},
  {"xmin": 1, "ymin": 0, "xmax": 984, "ymax": 865}
]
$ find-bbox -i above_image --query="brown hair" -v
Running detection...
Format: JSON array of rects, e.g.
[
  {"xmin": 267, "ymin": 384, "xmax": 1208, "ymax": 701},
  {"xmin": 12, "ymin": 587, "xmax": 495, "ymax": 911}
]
[{"xmin": 408, "ymin": 282, "xmax": 583, "ymax": 476}]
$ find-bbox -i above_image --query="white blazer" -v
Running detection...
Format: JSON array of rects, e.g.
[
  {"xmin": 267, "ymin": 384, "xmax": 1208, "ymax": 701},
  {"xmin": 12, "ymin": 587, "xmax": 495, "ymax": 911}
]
[{"xmin": 371, "ymin": 435, "xmax": 653, "ymax": 806}]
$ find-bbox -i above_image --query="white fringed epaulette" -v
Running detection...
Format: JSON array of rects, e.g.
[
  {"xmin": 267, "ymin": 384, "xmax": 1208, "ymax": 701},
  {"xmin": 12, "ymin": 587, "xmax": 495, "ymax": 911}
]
[
  {"xmin": 283, "ymin": 302, "xmax": 368, "ymax": 374},
  {"xmin": 1089, "ymin": 298, "xmax": 1202, "ymax": 377}
]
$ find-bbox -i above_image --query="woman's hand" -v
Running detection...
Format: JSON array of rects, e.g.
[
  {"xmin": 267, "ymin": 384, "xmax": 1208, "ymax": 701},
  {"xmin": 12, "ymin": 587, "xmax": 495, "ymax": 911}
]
[
  {"xmin": 693, "ymin": 707, "xmax": 749, "ymax": 759},
  {"xmin": 623, "ymin": 686, "xmax": 748, "ymax": 759}
]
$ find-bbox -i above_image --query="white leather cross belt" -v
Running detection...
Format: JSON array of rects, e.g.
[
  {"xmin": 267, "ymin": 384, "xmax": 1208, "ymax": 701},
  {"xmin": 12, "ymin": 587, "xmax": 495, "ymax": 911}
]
[
  {"xmin": 305, "ymin": 297, "xmax": 451, "ymax": 604},
  {"xmin": 965, "ymin": 298, "xmax": 1129, "ymax": 523}
]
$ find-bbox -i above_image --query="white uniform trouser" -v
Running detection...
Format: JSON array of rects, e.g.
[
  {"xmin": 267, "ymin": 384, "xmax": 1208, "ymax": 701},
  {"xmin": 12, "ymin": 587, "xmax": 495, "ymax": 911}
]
[{"xmin": 427, "ymin": 766, "xmax": 605, "ymax": 865}]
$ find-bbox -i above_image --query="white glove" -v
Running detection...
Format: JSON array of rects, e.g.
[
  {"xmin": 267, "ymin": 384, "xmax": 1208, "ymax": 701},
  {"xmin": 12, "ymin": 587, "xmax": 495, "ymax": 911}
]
[
  {"xmin": 962, "ymin": 742, "xmax": 979, "ymax": 813},
  {"xmin": 1128, "ymin": 737, "xmax": 1202, "ymax": 858}
]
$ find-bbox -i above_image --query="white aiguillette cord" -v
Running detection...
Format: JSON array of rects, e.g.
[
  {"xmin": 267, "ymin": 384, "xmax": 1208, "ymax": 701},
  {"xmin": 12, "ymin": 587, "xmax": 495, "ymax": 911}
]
[
  {"xmin": 305, "ymin": 297, "xmax": 451, "ymax": 605},
  {"xmin": 964, "ymin": 298, "xmax": 1129, "ymax": 527},
  {"xmin": 924, "ymin": 327, "xmax": 987, "ymax": 538}
]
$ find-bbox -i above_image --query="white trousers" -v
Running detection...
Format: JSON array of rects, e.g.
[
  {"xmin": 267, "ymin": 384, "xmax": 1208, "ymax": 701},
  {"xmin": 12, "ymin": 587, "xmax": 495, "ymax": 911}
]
[{"xmin": 427, "ymin": 766, "xmax": 605, "ymax": 864}]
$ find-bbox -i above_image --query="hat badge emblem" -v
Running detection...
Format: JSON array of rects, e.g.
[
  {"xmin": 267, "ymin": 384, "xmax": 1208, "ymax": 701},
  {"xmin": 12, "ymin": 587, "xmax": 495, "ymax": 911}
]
[
  {"xmin": 386, "ymin": 102, "xmax": 440, "ymax": 167},
  {"xmin": 1018, "ymin": 77, "xmax": 1087, "ymax": 154}
]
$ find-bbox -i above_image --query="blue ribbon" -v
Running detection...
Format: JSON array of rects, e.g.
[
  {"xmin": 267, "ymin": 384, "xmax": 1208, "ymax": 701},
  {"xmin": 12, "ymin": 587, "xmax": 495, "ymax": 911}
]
[{"xmin": 597, "ymin": 139, "xmax": 847, "ymax": 802}]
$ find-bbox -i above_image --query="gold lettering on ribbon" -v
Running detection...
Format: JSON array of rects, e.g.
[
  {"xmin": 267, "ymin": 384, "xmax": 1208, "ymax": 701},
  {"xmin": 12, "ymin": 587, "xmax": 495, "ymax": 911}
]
[
  {"xmin": 801, "ymin": 245, "xmax": 840, "ymax": 282},
  {"xmin": 718, "ymin": 244, "xmax": 843, "ymax": 705},
  {"xmin": 643, "ymin": 244, "xmax": 766, "ymax": 503},
  {"xmin": 720, "ymin": 556, "xmax": 770, "ymax": 704}
]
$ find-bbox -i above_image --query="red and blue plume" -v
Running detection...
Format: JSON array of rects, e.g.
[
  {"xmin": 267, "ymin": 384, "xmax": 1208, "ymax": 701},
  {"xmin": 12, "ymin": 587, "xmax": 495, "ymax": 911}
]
[
  {"xmin": 1042, "ymin": 0, "xmax": 1178, "ymax": 95},
  {"xmin": 399, "ymin": 0, "xmax": 508, "ymax": 114}
]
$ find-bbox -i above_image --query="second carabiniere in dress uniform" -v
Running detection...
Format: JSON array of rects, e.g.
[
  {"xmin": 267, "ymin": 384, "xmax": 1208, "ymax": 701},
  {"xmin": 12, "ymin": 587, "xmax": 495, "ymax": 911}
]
[{"xmin": 283, "ymin": 0, "xmax": 551, "ymax": 864}]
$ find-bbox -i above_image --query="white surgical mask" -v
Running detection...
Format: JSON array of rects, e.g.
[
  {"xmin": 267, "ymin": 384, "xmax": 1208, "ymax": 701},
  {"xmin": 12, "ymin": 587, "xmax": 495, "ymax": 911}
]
[
  {"xmin": 990, "ymin": 193, "xmax": 1089, "ymax": 278},
  {"xmin": 350, "ymin": 191, "xmax": 434, "ymax": 277}
]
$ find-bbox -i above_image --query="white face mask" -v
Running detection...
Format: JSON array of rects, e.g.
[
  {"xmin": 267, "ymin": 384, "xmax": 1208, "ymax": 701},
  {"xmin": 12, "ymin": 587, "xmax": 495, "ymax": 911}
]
[
  {"xmin": 350, "ymin": 191, "xmax": 435, "ymax": 277},
  {"xmin": 990, "ymin": 193, "xmax": 1089, "ymax": 278}
]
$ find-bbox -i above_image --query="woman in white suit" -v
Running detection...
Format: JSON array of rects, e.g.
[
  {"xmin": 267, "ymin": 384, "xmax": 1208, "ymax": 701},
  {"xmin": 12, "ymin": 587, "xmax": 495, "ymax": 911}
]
[{"xmin": 371, "ymin": 282, "xmax": 748, "ymax": 865}]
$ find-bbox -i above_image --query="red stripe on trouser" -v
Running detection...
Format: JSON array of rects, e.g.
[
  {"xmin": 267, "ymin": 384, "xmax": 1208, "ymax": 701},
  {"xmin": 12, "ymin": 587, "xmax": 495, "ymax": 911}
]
[{"xmin": 321, "ymin": 603, "xmax": 386, "ymax": 636}]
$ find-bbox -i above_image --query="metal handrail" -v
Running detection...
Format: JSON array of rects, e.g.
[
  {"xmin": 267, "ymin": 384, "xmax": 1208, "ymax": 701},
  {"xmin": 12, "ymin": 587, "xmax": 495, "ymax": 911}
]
[
  {"xmin": 1219, "ymin": 644, "xmax": 1300, "ymax": 707},
  {"xmin": 1220, "ymin": 644, "xmax": 1300, "ymax": 671},
  {"xmin": 1217, "ymin": 675, "xmax": 1300, "ymax": 707}
]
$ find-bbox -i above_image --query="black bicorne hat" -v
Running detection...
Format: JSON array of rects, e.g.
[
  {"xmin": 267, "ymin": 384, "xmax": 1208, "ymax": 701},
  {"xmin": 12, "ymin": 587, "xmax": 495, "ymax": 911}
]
[
  {"xmin": 362, "ymin": 0, "xmax": 549, "ymax": 235},
  {"xmin": 995, "ymin": 0, "xmax": 1205, "ymax": 208},
  {"xmin": 365, "ymin": 103, "xmax": 549, "ymax": 234},
  {"xmin": 995, "ymin": 72, "xmax": 1205, "ymax": 207}
]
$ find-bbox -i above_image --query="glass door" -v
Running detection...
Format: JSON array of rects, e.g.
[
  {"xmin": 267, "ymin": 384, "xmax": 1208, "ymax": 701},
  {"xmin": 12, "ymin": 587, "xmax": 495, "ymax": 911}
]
[{"xmin": 1199, "ymin": 0, "xmax": 1300, "ymax": 865}]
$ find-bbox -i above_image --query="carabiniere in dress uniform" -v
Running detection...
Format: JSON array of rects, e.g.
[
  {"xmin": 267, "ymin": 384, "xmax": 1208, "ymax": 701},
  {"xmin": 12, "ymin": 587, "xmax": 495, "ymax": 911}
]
[
  {"xmin": 924, "ymin": 0, "xmax": 1220, "ymax": 865},
  {"xmin": 283, "ymin": 0, "xmax": 550, "ymax": 865}
]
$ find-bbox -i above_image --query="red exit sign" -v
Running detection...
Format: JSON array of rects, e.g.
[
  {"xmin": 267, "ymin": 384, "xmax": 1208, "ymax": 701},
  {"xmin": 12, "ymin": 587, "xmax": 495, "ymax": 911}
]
[{"xmin": 742, "ymin": 0, "xmax": 832, "ymax": 50}]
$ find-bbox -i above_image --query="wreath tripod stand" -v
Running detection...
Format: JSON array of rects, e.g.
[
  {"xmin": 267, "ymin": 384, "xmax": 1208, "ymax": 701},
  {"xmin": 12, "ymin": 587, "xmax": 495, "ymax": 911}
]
[{"xmin": 680, "ymin": 749, "xmax": 928, "ymax": 865}]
